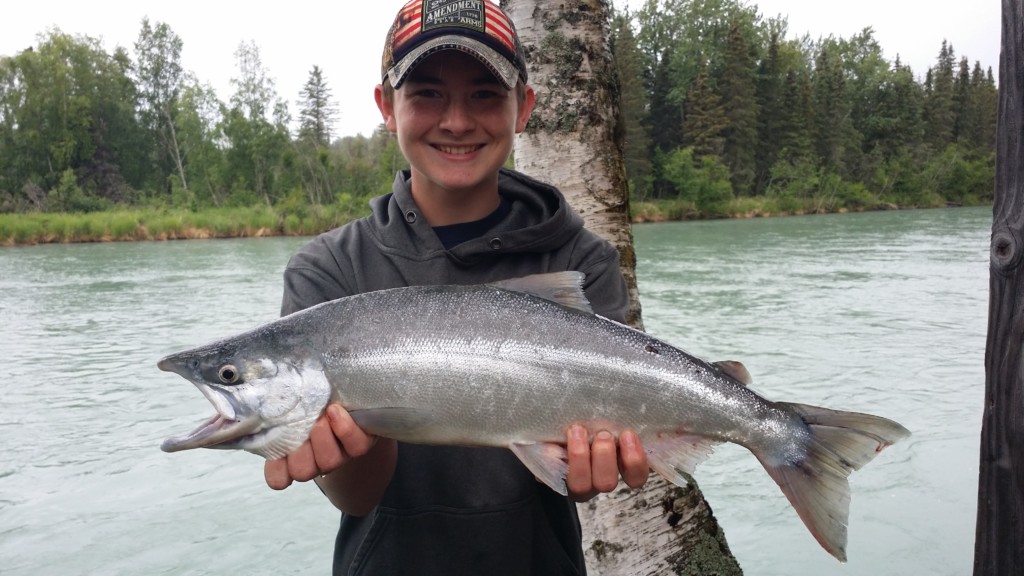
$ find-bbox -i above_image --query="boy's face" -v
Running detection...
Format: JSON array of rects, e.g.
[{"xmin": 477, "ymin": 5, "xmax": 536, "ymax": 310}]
[{"xmin": 376, "ymin": 50, "xmax": 534, "ymax": 207}]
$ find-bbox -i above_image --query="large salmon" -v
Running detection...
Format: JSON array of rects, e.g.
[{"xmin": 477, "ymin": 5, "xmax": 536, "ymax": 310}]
[{"xmin": 159, "ymin": 271, "xmax": 909, "ymax": 561}]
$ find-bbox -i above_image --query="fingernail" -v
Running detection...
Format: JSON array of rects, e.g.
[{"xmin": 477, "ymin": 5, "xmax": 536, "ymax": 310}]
[
  {"xmin": 595, "ymin": 430, "xmax": 613, "ymax": 442},
  {"xmin": 570, "ymin": 425, "xmax": 587, "ymax": 442},
  {"xmin": 619, "ymin": 430, "xmax": 634, "ymax": 449},
  {"xmin": 327, "ymin": 404, "xmax": 342, "ymax": 424}
]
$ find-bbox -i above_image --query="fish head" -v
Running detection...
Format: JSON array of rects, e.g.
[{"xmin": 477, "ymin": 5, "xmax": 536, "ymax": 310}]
[{"xmin": 158, "ymin": 327, "xmax": 332, "ymax": 460}]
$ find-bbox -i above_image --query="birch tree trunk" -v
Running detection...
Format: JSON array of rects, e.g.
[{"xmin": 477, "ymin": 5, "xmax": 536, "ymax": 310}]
[{"xmin": 503, "ymin": 1, "xmax": 742, "ymax": 573}]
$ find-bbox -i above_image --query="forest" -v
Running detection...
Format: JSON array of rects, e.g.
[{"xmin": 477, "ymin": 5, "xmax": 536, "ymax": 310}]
[{"xmin": 0, "ymin": 0, "xmax": 998, "ymax": 242}]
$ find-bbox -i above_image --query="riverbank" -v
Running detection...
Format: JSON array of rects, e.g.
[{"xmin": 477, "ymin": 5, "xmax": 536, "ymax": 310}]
[
  {"xmin": 0, "ymin": 204, "xmax": 362, "ymax": 247},
  {"xmin": 629, "ymin": 192, "xmax": 988, "ymax": 223},
  {"xmin": 0, "ymin": 195, "xmax": 991, "ymax": 246}
]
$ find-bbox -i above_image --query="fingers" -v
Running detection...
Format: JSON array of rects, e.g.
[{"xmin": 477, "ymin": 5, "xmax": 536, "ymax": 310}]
[
  {"xmin": 263, "ymin": 403, "xmax": 377, "ymax": 491},
  {"xmin": 565, "ymin": 425, "xmax": 594, "ymax": 497},
  {"xmin": 325, "ymin": 403, "xmax": 376, "ymax": 459},
  {"xmin": 589, "ymin": 431, "xmax": 620, "ymax": 493},
  {"xmin": 286, "ymin": 441, "xmax": 320, "ymax": 482},
  {"xmin": 617, "ymin": 430, "xmax": 650, "ymax": 489},
  {"xmin": 264, "ymin": 457, "xmax": 293, "ymax": 490},
  {"xmin": 564, "ymin": 425, "xmax": 649, "ymax": 500},
  {"xmin": 309, "ymin": 409, "xmax": 345, "ymax": 473}
]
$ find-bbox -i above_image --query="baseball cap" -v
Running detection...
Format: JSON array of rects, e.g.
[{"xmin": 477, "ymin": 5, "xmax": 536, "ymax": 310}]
[{"xmin": 381, "ymin": 0, "xmax": 529, "ymax": 90}]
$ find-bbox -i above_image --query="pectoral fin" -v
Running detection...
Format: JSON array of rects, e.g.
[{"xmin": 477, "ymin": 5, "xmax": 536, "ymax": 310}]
[{"xmin": 509, "ymin": 441, "xmax": 570, "ymax": 495}]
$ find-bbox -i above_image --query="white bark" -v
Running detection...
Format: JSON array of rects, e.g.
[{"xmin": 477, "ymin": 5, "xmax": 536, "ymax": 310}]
[
  {"xmin": 163, "ymin": 107, "xmax": 188, "ymax": 192},
  {"xmin": 503, "ymin": 0, "xmax": 742, "ymax": 573},
  {"xmin": 505, "ymin": 0, "xmax": 643, "ymax": 328}
]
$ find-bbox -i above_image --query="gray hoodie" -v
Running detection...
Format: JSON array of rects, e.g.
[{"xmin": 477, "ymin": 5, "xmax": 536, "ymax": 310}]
[{"xmin": 281, "ymin": 168, "xmax": 628, "ymax": 575}]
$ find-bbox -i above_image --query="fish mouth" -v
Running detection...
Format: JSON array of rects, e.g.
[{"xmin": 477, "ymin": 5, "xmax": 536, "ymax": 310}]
[
  {"xmin": 161, "ymin": 411, "xmax": 263, "ymax": 452},
  {"xmin": 160, "ymin": 373, "xmax": 263, "ymax": 452}
]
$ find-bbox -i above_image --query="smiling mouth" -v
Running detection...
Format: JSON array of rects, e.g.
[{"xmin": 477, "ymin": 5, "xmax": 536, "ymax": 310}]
[{"xmin": 435, "ymin": 144, "xmax": 483, "ymax": 155}]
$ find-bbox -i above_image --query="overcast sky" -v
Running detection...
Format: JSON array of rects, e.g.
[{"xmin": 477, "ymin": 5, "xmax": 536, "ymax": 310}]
[{"xmin": 0, "ymin": 0, "xmax": 1002, "ymax": 139}]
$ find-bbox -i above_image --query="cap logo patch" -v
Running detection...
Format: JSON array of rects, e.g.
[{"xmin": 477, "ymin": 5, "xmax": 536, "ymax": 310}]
[{"xmin": 423, "ymin": 0, "xmax": 485, "ymax": 30}]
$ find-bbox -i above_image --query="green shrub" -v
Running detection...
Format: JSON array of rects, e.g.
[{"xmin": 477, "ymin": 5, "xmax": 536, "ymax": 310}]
[
  {"xmin": 108, "ymin": 212, "xmax": 141, "ymax": 240},
  {"xmin": 283, "ymin": 214, "xmax": 303, "ymax": 235}
]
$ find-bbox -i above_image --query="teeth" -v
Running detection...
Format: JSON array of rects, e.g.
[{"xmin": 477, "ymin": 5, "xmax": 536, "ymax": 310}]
[{"xmin": 438, "ymin": 145, "xmax": 478, "ymax": 155}]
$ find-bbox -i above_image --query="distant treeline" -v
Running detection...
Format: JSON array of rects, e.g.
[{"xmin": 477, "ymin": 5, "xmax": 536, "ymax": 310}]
[
  {"xmin": 0, "ymin": 19, "xmax": 404, "ymax": 217},
  {"xmin": 0, "ymin": 1, "xmax": 997, "ymax": 223},
  {"xmin": 613, "ymin": 0, "xmax": 997, "ymax": 216}
]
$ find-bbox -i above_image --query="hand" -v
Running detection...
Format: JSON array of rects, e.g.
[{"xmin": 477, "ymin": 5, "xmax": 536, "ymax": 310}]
[
  {"xmin": 565, "ymin": 425, "xmax": 649, "ymax": 501},
  {"xmin": 264, "ymin": 403, "xmax": 377, "ymax": 490}
]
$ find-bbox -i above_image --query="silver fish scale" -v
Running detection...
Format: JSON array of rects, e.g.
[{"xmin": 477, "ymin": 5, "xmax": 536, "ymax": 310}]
[{"xmin": 309, "ymin": 284, "xmax": 797, "ymax": 452}]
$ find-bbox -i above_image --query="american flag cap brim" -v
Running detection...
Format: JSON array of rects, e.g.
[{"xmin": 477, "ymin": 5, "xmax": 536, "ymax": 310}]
[{"xmin": 387, "ymin": 35, "xmax": 520, "ymax": 90}]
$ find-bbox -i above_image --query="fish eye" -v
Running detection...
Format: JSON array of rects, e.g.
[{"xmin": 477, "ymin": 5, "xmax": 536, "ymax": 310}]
[{"xmin": 218, "ymin": 364, "xmax": 240, "ymax": 384}]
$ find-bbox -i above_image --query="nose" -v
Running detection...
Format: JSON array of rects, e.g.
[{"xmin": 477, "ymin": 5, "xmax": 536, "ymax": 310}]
[{"xmin": 439, "ymin": 98, "xmax": 474, "ymax": 134}]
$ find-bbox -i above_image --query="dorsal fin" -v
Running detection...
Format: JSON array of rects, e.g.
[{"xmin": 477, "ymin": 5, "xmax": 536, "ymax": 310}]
[{"xmin": 489, "ymin": 272, "xmax": 593, "ymax": 313}]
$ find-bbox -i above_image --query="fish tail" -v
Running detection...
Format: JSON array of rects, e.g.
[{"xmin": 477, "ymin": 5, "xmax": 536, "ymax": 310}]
[{"xmin": 758, "ymin": 402, "xmax": 911, "ymax": 562}]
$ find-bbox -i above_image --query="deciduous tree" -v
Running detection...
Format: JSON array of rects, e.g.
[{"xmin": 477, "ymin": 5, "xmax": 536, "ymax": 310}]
[{"xmin": 134, "ymin": 18, "xmax": 188, "ymax": 194}]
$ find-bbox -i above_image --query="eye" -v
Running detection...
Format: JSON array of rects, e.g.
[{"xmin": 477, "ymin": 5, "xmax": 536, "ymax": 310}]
[
  {"xmin": 413, "ymin": 88, "xmax": 442, "ymax": 99},
  {"xmin": 218, "ymin": 364, "xmax": 240, "ymax": 385}
]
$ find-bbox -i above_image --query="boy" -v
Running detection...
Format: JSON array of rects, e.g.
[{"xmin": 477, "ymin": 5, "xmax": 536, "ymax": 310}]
[{"xmin": 265, "ymin": 1, "xmax": 649, "ymax": 573}]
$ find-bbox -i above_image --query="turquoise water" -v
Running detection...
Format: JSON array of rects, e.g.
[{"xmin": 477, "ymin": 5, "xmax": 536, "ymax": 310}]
[
  {"xmin": 632, "ymin": 207, "xmax": 988, "ymax": 575},
  {"xmin": 0, "ymin": 206, "xmax": 990, "ymax": 574}
]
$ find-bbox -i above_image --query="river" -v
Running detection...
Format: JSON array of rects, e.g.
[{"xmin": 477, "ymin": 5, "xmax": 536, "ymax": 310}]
[{"xmin": 0, "ymin": 206, "xmax": 990, "ymax": 575}]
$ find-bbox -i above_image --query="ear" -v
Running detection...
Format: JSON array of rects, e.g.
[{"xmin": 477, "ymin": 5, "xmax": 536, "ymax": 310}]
[
  {"xmin": 515, "ymin": 85, "xmax": 536, "ymax": 134},
  {"xmin": 374, "ymin": 85, "xmax": 397, "ymax": 133}
]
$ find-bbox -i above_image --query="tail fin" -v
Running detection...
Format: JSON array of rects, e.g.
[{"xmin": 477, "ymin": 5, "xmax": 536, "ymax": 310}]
[{"xmin": 759, "ymin": 402, "xmax": 911, "ymax": 562}]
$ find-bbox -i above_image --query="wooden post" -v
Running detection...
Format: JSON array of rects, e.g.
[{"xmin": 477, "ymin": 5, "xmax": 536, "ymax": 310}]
[{"xmin": 974, "ymin": 1, "xmax": 1024, "ymax": 573}]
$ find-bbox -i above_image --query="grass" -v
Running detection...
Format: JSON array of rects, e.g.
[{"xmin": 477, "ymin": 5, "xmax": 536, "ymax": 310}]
[
  {"xmin": 0, "ymin": 193, "xmax": 989, "ymax": 247},
  {"xmin": 0, "ymin": 204, "xmax": 369, "ymax": 247}
]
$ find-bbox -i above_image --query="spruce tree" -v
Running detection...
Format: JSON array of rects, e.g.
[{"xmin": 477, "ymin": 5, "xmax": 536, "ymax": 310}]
[
  {"xmin": 812, "ymin": 42, "xmax": 850, "ymax": 172},
  {"xmin": 952, "ymin": 57, "xmax": 974, "ymax": 146},
  {"xmin": 646, "ymin": 45, "xmax": 683, "ymax": 198},
  {"xmin": 923, "ymin": 40, "xmax": 956, "ymax": 152},
  {"xmin": 611, "ymin": 14, "xmax": 653, "ymax": 198},
  {"xmin": 297, "ymin": 65, "xmax": 338, "ymax": 148},
  {"xmin": 971, "ymin": 64, "xmax": 999, "ymax": 152},
  {"xmin": 646, "ymin": 45, "xmax": 683, "ymax": 154},
  {"xmin": 754, "ymin": 29, "xmax": 783, "ymax": 195},
  {"xmin": 719, "ymin": 17, "xmax": 759, "ymax": 196},
  {"xmin": 682, "ymin": 57, "xmax": 727, "ymax": 160}
]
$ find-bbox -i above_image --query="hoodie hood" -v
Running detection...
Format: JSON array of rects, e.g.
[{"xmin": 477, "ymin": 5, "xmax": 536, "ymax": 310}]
[
  {"xmin": 367, "ymin": 169, "xmax": 585, "ymax": 267},
  {"xmin": 281, "ymin": 166, "xmax": 627, "ymax": 318}
]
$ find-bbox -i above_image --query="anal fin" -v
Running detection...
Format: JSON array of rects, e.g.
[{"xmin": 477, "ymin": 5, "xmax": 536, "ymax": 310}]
[{"xmin": 644, "ymin": 432, "xmax": 720, "ymax": 488}]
